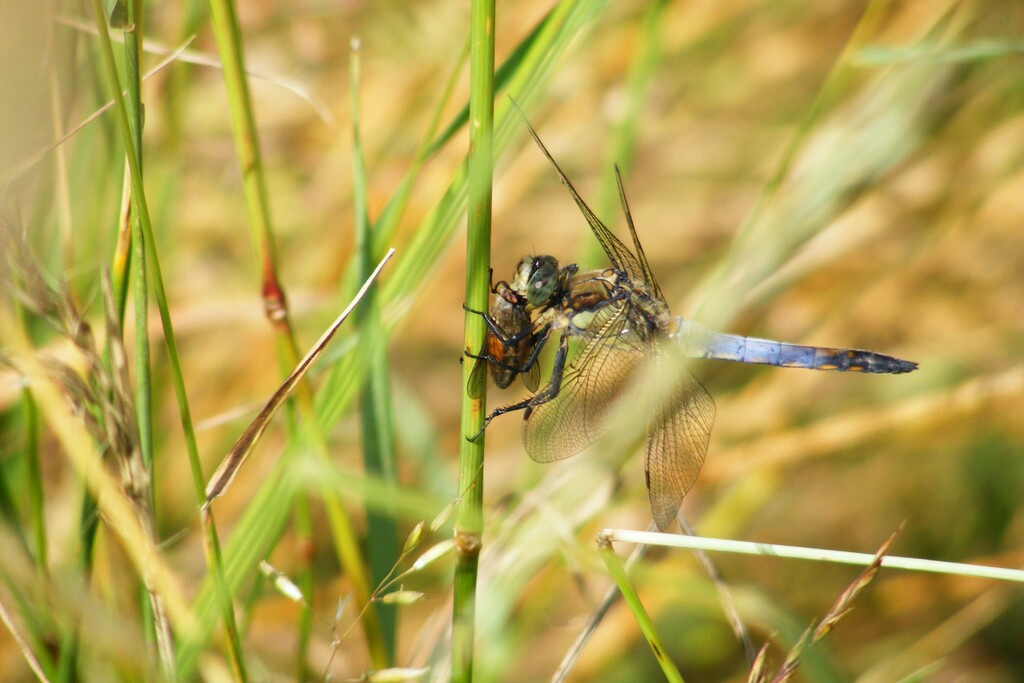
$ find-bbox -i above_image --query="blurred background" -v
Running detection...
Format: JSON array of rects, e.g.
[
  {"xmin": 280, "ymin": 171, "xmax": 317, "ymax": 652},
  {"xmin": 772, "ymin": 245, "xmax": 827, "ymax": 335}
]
[{"xmin": 1, "ymin": 0, "xmax": 1022, "ymax": 681}]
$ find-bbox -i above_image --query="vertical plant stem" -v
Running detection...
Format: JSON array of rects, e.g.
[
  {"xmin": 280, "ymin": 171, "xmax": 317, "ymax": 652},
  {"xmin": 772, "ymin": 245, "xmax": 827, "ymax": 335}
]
[
  {"xmin": 88, "ymin": 1, "xmax": 245, "ymax": 676},
  {"xmin": 453, "ymin": 0, "xmax": 495, "ymax": 680},
  {"xmin": 206, "ymin": 0, "xmax": 281, "ymax": 293},
  {"xmin": 115, "ymin": 0, "xmax": 176, "ymax": 672},
  {"xmin": 205, "ymin": 0, "xmax": 386, "ymax": 670}
]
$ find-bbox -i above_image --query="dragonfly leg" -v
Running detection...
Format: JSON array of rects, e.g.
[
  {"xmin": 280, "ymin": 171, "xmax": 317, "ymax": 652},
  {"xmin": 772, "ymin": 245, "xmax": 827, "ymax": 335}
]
[
  {"xmin": 521, "ymin": 332, "xmax": 568, "ymax": 418},
  {"xmin": 468, "ymin": 331, "xmax": 566, "ymax": 442}
]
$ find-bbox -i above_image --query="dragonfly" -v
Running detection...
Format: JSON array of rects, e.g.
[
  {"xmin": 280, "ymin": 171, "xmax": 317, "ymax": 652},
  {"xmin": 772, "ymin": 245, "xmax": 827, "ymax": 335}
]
[{"xmin": 471, "ymin": 117, "xmax": 918, "ymax": 531}]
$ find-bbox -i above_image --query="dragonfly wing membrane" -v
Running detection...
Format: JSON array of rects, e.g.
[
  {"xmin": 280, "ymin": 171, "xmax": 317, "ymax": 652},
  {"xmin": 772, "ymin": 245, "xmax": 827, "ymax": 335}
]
[
  {"xmin": 614, "ymin": 166, "xmax": 662, "ymax": 300},
  {"xmin": 516, "ymin": 111, "xmax": 649, "ymax": 287},
  {"xmin": 524, "ymin": 304, "xmax": 644, "ymax": 463},
  {"xmin": 646, "ymin": 367, "xmax": 715, "ymax": 530}
]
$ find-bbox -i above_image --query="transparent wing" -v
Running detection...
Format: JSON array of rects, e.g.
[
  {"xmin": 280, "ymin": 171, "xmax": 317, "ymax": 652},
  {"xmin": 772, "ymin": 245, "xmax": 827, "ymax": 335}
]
[
  {"xmin": 516, "ymin": 109, "xmax": 650, "ymax": 288},
  {"xmin": 466, "ymin": 348, "xmax": 487, "ymax": 399},
  {"xmin": 645, "ymin": 360, "xmax": 716, "ymax": 530},
  {"xmin": 614, "ymin": 166, "xmax": 662, "ymax": 301},
  {"xmin": 523, "ymin": 303, "xmax": 646, "ymax": 463}
]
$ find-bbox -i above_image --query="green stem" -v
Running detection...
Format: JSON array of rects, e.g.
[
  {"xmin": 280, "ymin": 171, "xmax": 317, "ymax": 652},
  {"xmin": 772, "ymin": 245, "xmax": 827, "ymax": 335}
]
[
  {"xmin": 89, "ymin": 0, "xmax": 243, "ymax": 676},
  {"xmin": 597, "ymin": 534, "xmax": 684, "ymax": 683},
  {"xmin": 453, "ymin": 0, "xmax": 495, "ymax": 680}
]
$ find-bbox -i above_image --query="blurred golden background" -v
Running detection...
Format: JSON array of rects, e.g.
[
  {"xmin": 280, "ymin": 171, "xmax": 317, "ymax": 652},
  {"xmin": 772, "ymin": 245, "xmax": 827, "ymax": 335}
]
[{"xmin": 1, "ymin": 0, "xmax": 1022, "ymax": 681}]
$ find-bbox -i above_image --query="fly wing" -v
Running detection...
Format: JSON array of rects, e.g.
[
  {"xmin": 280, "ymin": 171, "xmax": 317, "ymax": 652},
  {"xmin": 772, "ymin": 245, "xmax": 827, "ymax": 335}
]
[
  {"xmin": 645, "ymin": 362, "xmax": 715, "ymax": 530},
  {"xmin": 523, "ymin": 303, "xmax": 645, "ymax": 463},
  {"xmin": 520, "ymin": 360, "xmax": 541, "ymax": 393},
  {"xmin": 466, "ymin": 349, "xmax": 487, "ymax": 399}
]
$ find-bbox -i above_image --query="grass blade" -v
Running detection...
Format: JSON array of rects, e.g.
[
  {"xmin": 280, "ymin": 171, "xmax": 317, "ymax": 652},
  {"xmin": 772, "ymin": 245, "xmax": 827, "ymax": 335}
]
[{"xmin": 204, "ymin": 249, "xmax": 396, "ymax": 504}]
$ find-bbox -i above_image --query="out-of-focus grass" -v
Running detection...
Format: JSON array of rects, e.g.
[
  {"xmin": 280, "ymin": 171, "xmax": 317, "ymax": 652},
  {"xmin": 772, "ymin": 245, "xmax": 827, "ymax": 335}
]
[{"xmin": 1, "ymin": 1, "xmax": 1022, "ymax": 681}]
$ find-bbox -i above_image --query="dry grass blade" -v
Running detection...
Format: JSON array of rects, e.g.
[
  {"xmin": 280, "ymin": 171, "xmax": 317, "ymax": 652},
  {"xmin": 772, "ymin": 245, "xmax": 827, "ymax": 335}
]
[
  {"xmin": 204, "ymin": 248, "xmax": 395, "ymax": 504},
  {"xmin": 753, "ymin": 530, "xmax": 899, "ymax": 683},
  {"xmin": 748, "ymin": 644, "xmax": 772, "ymax": 683},
  {"xmin": 2, "ymin": 227, "xmax": 139, "ymax": 485},
  {"xmin": 0, "ymin": 595, "xmax": 49, "ymax": 683},
  {"xmin": 3, "ymin": 225, "xmax": 177, "ymax": 665}
]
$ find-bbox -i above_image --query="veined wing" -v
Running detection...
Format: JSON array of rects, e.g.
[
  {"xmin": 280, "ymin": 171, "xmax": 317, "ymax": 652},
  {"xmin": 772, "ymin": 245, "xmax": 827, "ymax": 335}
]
[
  {"xmin": 523, "ymin": 302, "xmax": 647, "ymax": 463},
  {"xmin": 614, "ymin": 165, "xmax": 662, "ymax": 301},
  {"xmin": 645, "ymin": 352, "xmax": 715, "ymax": 530},
  {"xmin": 515, "ymin": 108, "xmax": 652, "ymax": 293}
]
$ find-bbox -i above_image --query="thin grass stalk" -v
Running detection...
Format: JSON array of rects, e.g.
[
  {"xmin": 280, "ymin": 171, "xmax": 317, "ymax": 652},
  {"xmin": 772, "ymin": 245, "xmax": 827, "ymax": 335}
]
[
  {"xmin": 293, "ymin": 500, "xmax": 314, "ymax": 681},
  {"xmin": 205, "ymin": 0, "xmax": 386, "ymax": 667},
  {"xmin": 553, "ymin": 528, "xmax": 653, "ymax": 683},
  {"xmin": 0, "ymin": 569, "xmax": 53, "ymax": 679},
  {"xmin": 351, "ymin": 40, "xmax": 400, "ymax": 663},
  {"xmin": 179, "ymin": 473, "xmax": 294, "ymax": 675},
  {"xmin": 0, "ymin": 598, "xmax": 49, "ymax": 682},
  {"xmin": 110, "ymin": 0, "xmax": 176, "ymax": 671},
  {"xmin": 453, "ymin": 1, "xmax": 495, "ymax": 681},
  {"xmin": 205, "ymin": 0, "xmax": 282, "ymax": 303},
  {"xmin": 44, "ymin": 0, "xmax": 75, "ymax": 268},
  {"xmin": 597, "ymin": 536, "xmax": 685, "ymax": 683},
  {"xmin": 122, "ymin": 0, "xmax": 154, "ymax": 480},
  {"xmin": 87, "ymin": 1, "xmax": 246, "ymax": 675},
  {"xmin": 110, "ymin": 167, "xmax": 133, "ymax": 319},
  {"xmin": 202, "ymin": 0, "xmax": 303, "ymax": 391},
  {"xmin": 585, "ymin": 0, "xmax": 667, "ymax": 267},
  {"xmin": 316, "ymin": 39, "xmax": 470, "ymax": 432},
  {"xmin": 601, "ymin": 529, "xmax": 1024, "ymax": 583}
]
